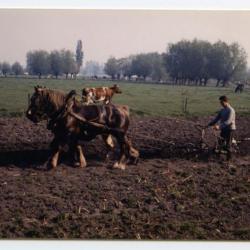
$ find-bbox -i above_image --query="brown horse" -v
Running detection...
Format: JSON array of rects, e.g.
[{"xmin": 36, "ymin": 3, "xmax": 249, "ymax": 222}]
[{"xmin": 26, "ymin": 86, "xmax": 139, "ymax": 170}]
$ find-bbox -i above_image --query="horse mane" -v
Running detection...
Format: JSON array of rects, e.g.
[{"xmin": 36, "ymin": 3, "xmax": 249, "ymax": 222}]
[
  {"xmin": 41, "ymin": 88, "xmax": 83, "ymax": 110},
  {"xmin": 41, "ymin": 88, "xmax": 66, "ymax": 110}
]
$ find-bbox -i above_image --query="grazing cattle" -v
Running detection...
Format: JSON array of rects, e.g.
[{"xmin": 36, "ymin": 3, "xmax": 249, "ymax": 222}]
[
  {"xmin": 235, "ymin": 83, "xmax": 244, "ymax": 93},
  {"xmin": 26, "ymin": 86, "xmax": 139, "ymax": 170},
  {"xmin": 82, "ymin": 84, "xmax": 122, "ymax": 105}
]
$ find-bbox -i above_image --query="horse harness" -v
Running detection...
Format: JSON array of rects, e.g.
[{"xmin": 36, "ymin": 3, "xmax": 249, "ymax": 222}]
[{"xmin": 47, "ymin": 99, "xmax": 124, "ymax": 138}]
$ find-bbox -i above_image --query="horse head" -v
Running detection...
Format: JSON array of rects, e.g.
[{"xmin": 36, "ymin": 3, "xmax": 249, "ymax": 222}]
[{"xmin": 26, "ymin": 86, "xmax": 65, "ymax": 123}]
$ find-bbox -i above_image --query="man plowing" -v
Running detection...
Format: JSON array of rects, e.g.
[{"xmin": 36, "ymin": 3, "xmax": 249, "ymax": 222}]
[{"xmin": 206, "ymin": 95, "xmax": 236, "ymax": 161}]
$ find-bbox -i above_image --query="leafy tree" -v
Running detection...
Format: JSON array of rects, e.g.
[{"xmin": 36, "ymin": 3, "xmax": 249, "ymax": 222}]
[
  {"xmin": 194, "ymin": 40, "xmax": 212, "ymax": 85},
  {"xmin": 104, "ymin": 57, "xmax": 118, "ymax": 79},
  {"xmin": 150, "ymin": 53, "xmax": 166, "ymax": 81},
  {"xmin": 227, "ymin": 42, "xmax": 247, "ymax": 83},
  {"xmin": 116, "ymin": 56, "xmax": 134, "ymax": 80},
  {"xmin": 2, "ymin": 62, "xmax": 11, "ymax": 77},
  {"xmin": 164, "ymin": 39, "xmax": 208, "ymax": 84},
  {"xmin": 131, "ymin": 54, "xmax": 153, "ymax": 80},
  {"xmin": 164, "ymin": 40, "xmax": 191, "ymax": 84},
  {"xmin": 207, "ymin": 41, "xmax": 230, "ymax": 86},
  {"xmin": 70, "ymin": 61, "xmax": 78, "ymax": 79},
  {"xmin": 164, "ymin": 39, "xmax": 247, "ymax": 86},
  {"xmin": 11, "ymin": 62, "xmax": 24, "ymax": 76},
  {"xmin": 105, "ymin": 53, "xmax": 167, "ymax": 81},
  {"xmin": 61, "ymin": 50, "xmax": 76, "ymax": 79},
  {"xmin": 116, "ymin": 58, "xmax": 128, "ymax": 79},
  {"xmin": 83, "ymin": 61, "xmax": 103, "ymax": 77},
  {"xmin": 50, "ymin": 50, "xmax": 63, "ymax": 78},
  {"xmin": 76, "ymin": 40, "xmax": 84, "ymax": 74},
  {"xmin": 183, "ymin": 39, "xmax": 212, "ymax": 85},
  {"xmin": 208, "ymin": 41, "xmax": 247, "ymax": 86},
  {"xmin": 122, "ymin": 57, "xmax": 134, "ymax": 79},
  {"xmin": 26, "ymin": 50, "xmax": 50, "ymax": 78}
]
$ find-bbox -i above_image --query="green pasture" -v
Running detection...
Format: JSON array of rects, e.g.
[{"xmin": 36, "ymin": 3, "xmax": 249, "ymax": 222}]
[{"xmin": 0, "ymin": 77, "xmax": 249, "ymax": 117}]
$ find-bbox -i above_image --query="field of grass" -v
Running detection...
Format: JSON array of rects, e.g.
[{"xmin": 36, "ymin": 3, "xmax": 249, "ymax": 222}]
[{"xmin": 0, "ymin": 77, "xmax": 249, "ymax": 117}]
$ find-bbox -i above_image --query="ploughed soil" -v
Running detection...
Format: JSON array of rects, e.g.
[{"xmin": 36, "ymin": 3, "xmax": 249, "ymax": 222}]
[{"xmin": 0, "ymin": 116, "xmax": 249, "ymax": 240}]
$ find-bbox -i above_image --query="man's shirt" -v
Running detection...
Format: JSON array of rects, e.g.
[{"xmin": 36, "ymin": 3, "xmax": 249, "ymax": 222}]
[{"xmin": 209, "ymin": 104, "xmax": 236, "ymax": 130}]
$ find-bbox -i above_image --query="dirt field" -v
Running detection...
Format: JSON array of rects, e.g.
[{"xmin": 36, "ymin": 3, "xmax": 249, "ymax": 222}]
[{"xmin": 0, "ymin": 116, "xmax": 249, "ymax": 239}]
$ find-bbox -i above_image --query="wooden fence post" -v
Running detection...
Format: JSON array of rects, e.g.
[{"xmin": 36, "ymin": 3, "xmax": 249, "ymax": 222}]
[{"xmin": 28, "ymin": 93, "xmax": 30, "ymax": 106}]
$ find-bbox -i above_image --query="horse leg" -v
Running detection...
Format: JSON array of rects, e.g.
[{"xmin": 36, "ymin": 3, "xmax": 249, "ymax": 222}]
[
  {"xmin": 69, "ymin": 135, "xmax": 87, "ymax": 168},
  {"xmin": 102, "ymin": 134, "xmax": 115, "ymax": 161},
  {"xmin": 51, "ymin": 149, "xmax": 61, "ymax": 168},
  {"xmin": 49, "ymin": 138, "xmax": 63, "ymax": 169},
  {"xmin": 113, "ymin": 134, "xmax": 128, "ymax": 170},
  {"xmin": 68, "ymin": 139, "xmax": 77, "ymax": 164},
  {"xmin": 126, "ymin": 138, "xmax": 140, "ymax": 165},
  {"xmin": 75, "ymin": 145, "xmax": 87, "ymax": 168}
]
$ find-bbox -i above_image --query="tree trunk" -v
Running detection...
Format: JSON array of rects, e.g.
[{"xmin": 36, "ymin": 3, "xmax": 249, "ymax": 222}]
[
  {"xmin": 199, "ymin": 78, "xmax": 203, "ymax": 86},
  {"xmin": 204, "ymin": 78, "xmax": 208, "ymax": 86},
  {"xmin": 222, "ymin": 80, "xmax": 228, "ymax": 87},
  {"xmin": 216, "ymin": 79, "xmax": 220, "ymax": 87}
]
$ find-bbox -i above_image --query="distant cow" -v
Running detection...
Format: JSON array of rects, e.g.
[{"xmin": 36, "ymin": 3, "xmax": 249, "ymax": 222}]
[
  {"xmin": 235, "ymin": 83, "xmax": 244, "ymax": 93},
  {"xmin": 82, "ymin": 84, "xmax": 122, "ymax": 105}
]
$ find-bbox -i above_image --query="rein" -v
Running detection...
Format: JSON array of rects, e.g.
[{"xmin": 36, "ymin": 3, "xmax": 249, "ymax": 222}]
[
  {"xmin": 67, "ymin": 108, "xmax": 124, "ymax": 135},
  {"xmin": 47, "ymin": 100, "xmax": 122, "ymax": 134}
]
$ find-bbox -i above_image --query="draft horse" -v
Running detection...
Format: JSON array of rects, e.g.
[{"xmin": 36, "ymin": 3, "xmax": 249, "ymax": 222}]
[{"xmin": 26, "ymin": 86, "xmax": 139, "ymax": 170}]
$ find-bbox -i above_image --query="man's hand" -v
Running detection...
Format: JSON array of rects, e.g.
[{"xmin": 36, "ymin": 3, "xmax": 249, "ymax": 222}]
[{"xmin": 213, "ymin": 125, "xmax": 220, "ymax": 130}]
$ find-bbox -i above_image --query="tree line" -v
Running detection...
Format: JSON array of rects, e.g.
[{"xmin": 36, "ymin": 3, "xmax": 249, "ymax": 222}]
[
  {"xmin": 0, "ymin": 61, "xmax": 24, "ymax": 77},
  {"xmin": 27, "ymin": 40, "xmax": 83, "ymax": 79},
  {"xmin": 104, "ymin": 53, "xmax": 166, "ymax": 81},
  {"xmin": 104, "ymin": 39, "xmax": 248, "ymax": 86},
  {"xmin": 0, "ymin": 40, "xmax": 84, "ymax": 79},
  {"xmin": 0, "ymin": 39, "xmax": 248, "ymax": 85}
]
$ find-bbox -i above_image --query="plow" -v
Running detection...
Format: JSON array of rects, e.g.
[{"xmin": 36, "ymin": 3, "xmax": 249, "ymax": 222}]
[{"xmin": 132, "ymin": 120, "xmax": 250, "ymax": 160}]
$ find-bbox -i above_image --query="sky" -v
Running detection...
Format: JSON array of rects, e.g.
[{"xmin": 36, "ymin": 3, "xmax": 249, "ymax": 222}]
[{"xmin": 0, "ymin": 9, "xmax": 250, "ymax": 66}]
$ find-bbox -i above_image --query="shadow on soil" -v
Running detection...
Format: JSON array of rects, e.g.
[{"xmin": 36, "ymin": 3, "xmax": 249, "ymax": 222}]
[
  {"xmin": 0, "ymin": 148, "xmax": 107, "ymax": 170},
  {"xmin": 0, "ymin": 149, "xmax": 50, "ymax": 167}
]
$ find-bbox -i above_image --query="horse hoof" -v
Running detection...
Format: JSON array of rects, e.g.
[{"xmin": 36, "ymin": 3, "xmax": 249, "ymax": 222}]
[
  {"xmin": 113, "ymin": 162, "xmax": 126, "ymax": 170},
  {"xmin": 134, "ymin": 158, "xmax": 139, "ymax": 165},
  {"xmin": 74, "ymin": 162, "xmax": 80, "ymax": 167},
  {"xmin": 127, "ymin": 157, "xmax": 139, "ymax": 165},
  {"xmin": 74, "ymin": 162, "xmax": 87, "ymax": 168},
  {"xmin": 79, "ymin": 163, "xmax": 87, "ymax": 168},
  {"xmin": 47, "ymin": 162, "xmax": 57, "ymax": 171}
]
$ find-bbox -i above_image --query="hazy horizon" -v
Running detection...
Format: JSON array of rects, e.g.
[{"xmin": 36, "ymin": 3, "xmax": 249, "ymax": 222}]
[{"xmin": 1, "ymin": 9, "xmax": 250, "ymax": 66}]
